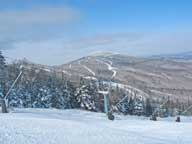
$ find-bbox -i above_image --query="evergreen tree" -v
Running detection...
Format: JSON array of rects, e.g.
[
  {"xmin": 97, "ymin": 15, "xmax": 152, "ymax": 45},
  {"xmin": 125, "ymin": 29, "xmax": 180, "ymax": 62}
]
[
  {"xmin": 51, "ymin": 87, "xmax": 64, "ymax": 109},
  {"xmin": 0, "ymin": 51, "xmax": 7, "ymax": 99},
  {"xmin": 9, "ymin": 85, "xmax": 25, "ymax": 107},
  {"xmin": 128, "ymin": 96, "xmax": 134, "ymax": 115},
  {"xmin": 145, "ymin": 98, "xmax": 153, "ymax": 117},
  {"xmin": 50, "ymin": 80, "xmax": 75, "ymax": 109},
  {"xmin": 162, "ymin": 97, "xmax": 171, "ymax": 117},
  {"xmin": 75, "ymin": 79, "xmax": 96, "ymax": 111},
  {"xmin": 0, "ymin": 51, "xmax": 6, "ymax": 70},
  {"xmin": 133, "ymin": 96, "xmax": 144, "ymax": 116},
  {"xmin": 0, "ymin": 84, "xmax": 3, "ymax": 98}
]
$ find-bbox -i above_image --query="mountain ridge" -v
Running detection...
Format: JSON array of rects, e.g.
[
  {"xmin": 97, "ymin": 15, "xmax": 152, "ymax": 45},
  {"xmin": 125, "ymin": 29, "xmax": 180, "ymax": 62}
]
[{"xmin": 8, "ymin": 52, "xmax": 192, "ymax": 104}]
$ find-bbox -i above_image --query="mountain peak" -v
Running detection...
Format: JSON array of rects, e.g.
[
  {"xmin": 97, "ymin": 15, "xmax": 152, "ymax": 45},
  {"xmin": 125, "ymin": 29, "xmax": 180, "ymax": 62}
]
[{"xmin": 90, "ymin": 51, "xmax": 116, "ymax": 57}]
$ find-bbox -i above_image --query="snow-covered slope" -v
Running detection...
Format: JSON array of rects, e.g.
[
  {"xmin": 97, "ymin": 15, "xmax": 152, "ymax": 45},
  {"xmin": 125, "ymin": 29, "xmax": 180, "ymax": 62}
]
[{"xmin": 0, "ymin": 109, "xmax": 192, "ymax": 144}]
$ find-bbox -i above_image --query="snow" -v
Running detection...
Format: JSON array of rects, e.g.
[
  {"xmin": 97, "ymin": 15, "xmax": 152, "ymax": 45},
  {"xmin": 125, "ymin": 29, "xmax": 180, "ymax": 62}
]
[
  {"xmin": 41, "ymin": 68, "xmax": 51, "ymax": 72},
  {"xmin": 98, "ymin": 91, "xmax": 109, "ymax": 95},
  {"xmin": 78, "ymin": 60, "xmax": 96, "ymax": 76},
  {"xmin": 96, "ymin": 59, "xmax": 117, "ymax": 78},
  {"xmin": 82, "ymin": 65, "xmax": 96, "ymax": 76},
  {"xmin": 150, "ymin": 89, "xmax": 174, "ymax": 97},
  {"xmin": 62, "ymin": 70, "xmax": 72, "ymax": 76},
  {"xmin": 0, "ymin": 108, "xmax": 192, "ymax": 144},
  {"xmin": 103, "ymin": 81, "xmax": 149, "ymax": 97},
  {"xmin": 90, "ymin": 51, "xmax": 114, "ymax": 57},
  {"xmin": 125, "ymin": 67, "xmax": 166, "ymax": 79},
  {"xmin": 84, "ymin": 76, "xmax": 97, "ymax": 80}
]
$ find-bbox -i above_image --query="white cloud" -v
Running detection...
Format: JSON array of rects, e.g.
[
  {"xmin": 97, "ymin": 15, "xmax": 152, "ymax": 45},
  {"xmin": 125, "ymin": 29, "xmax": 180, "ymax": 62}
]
[
  {"xmin": 0, "ymin": 6, "xmax": 79, "ymax": 26},
  {"xmin": 0, "ymin": 6, "xmax": 80, "ymax": 50},
  {"xmin": 3, "ymin": 32, "xmax": 192, "ymax": 65}
]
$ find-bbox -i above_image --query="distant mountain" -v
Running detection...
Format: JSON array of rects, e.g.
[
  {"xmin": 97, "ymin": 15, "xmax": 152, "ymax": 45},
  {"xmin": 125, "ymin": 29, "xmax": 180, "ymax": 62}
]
[
  {"xmin": 55, "ymin": 53, "xmax": 192, "ymax": 103},
  {"xmin": 10, "ymin": 53, "xmax": 192, "ymax": 104},
  {"xmin": 152, "ymin": 51, "xmax": 192, "ymax": 60}
]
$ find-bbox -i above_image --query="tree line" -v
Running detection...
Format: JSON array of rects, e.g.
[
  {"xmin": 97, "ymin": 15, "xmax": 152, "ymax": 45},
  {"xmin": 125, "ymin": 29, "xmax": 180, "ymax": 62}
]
[{"xmin": 0, "ymin": 51, "xmax": 191, "ymax": 116}]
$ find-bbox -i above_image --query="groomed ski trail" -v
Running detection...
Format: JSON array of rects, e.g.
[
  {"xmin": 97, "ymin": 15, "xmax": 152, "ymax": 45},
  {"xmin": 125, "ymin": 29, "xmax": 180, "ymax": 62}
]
[
  {"xmin": 78, "ymin": 60, "xmax": 96, "ymax": 76},
  {"xmin": 96, "ymin": 59, "xmax": 117, "ymax": 78}
]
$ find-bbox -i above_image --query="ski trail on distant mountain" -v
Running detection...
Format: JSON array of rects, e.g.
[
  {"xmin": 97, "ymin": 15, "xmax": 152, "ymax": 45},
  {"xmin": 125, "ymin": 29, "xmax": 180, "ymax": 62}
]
[
  {"xmin": 125, "ymin": 67, "xmax": 169, "ymax": 79},
  {"xmin": 84, "ymin": 76, "xmax": 97, "ymax": 80},
  {"xmin": 62, "ymin": 70, "xmax": 72, "ymax": 76},
  {"xmin": 103, "ymin": 81, "xmax": 149, "ymax": 97},
  {"xmin": 78, "ymin": 60, "xmax": 96, "ymax": 76},
  {"xmin": 150, "ymin": 89, "xmax": 174, "ymax": 97},
  {"xmin": 96, "ymin": 59, "xmax": 117, "ymax": 78},
  {"xmin": 41, "ymin": 68, "xmax": 51, "ymax": 72},
  {"xmin": 82, "ymin": 65, "xmax": 96, "ymax": 76}
]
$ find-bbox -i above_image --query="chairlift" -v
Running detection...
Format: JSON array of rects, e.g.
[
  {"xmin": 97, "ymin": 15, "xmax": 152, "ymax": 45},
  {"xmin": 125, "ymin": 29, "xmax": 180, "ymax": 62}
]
[
  {"xmin": 1, "ymin": 65, "xmax": 23, "ymax": 113},
  {"xmin": 98, "ymin": 90, "xmax": 115, "ymax": 120},
  {"xmin": 176, "ymin": 105, "xmax": 192, "ymax": 122},
  {"xmin": 150, "ymin": 99, "xmax": 169, "ymax": 121}
]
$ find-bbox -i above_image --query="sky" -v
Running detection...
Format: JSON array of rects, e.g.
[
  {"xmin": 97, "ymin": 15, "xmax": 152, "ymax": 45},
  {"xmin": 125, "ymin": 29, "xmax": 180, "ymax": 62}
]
[{"xmin": 0, "ymin": 0, "xmax": 192, "ymax": 65}]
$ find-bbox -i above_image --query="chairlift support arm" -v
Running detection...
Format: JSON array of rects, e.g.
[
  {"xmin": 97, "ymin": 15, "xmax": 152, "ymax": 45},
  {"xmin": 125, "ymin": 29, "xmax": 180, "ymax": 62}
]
[
  {"xmin": 4, "ymin": 71, "xmax": 23, "ymax": 100},
  {"xmin": 181, "ymin": 105, "xmax": 192, "ymax": 115}
]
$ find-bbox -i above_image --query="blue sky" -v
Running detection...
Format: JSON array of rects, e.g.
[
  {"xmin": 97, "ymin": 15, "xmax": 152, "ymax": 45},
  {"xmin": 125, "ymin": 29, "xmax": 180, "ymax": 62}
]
[{"xmin": 1, "ymin": 0, "xmax": 192, "ymax": 65}]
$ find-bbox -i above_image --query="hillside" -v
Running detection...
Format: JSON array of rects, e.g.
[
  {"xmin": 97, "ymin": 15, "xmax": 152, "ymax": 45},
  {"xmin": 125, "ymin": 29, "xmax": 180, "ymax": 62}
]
[
  {"xmin": 57, "ymin": 53, "xmax": 192, "ymax": 103},
  {"xmin": 6, "ymin": 53, "xmax": 192, "ymax": 114}
]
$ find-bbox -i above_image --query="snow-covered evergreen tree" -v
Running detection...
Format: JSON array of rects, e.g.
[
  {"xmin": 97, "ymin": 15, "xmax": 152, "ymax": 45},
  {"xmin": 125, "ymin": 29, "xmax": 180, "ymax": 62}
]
[
  {"xmin": 75, "ymin": 79, "xmax": 96, "ymax": 111},
  {"xmin": 0, "ymin": 51, "xmax": 6, "ymax": 98},
  {"xmin": 0, "ymin": 51, "xmax": 6, "ymax": 71},
  {"xmin": 9, "ymin": 85, "xmax": 25, "ymax": 108},
  {"xmin": 133, "ymin": 96, "xmax": 144, "ymax": 115},
  {"xmin": 66, "ymin": 81, "xmax": 78, "ymax": 108},
  {"xmin": 62, "ymin": 81, "xmax": 76, "ymax": 109},
  {"xmin": 51, "ymin": 81, "xmax": 75, "ymax": 109},
  {"xmin": 34, "ymin": 85, "xmax": 52, "ymax": 108},
  {"xmin": 128, "ymin": 96, "xmax": 134, "ymax": 114},
  {"xmin": 0, "ymin": 85, "xmax": 3, "ymax": 98},
  {"xmin": 144, "ymin": 98, "xmax": 153, "ymax": 116}
]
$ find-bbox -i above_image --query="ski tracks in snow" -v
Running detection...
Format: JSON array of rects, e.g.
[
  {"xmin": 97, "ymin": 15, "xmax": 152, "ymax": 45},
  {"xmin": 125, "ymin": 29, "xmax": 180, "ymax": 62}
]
[{"xmin": 1, "ymin": 109, "xmax": 192, "ymax": 144}]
